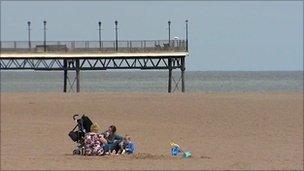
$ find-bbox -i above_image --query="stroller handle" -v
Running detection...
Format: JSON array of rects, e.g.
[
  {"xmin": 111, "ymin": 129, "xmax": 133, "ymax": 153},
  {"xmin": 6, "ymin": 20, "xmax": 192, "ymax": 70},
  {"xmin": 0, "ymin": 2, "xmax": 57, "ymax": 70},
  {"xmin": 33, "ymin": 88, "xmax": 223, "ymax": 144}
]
[{"xmin": 73, "ymin": 114, "xmax": 79, "ymax": 120}]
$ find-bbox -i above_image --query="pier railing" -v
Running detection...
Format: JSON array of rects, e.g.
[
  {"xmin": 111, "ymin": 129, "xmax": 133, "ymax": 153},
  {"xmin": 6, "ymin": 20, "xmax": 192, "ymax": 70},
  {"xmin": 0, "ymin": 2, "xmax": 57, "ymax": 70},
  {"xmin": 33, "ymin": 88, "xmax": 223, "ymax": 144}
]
[{"xmin": 0, "ymin": 40, "xmax": 187, "ymax": 53}]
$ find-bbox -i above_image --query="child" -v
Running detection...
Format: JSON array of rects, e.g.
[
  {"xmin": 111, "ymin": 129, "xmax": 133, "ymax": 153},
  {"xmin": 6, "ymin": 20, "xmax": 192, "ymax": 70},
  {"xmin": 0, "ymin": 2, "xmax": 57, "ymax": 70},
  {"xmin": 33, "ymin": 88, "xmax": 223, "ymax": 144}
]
[{"xmin": 118, "ymin": 134, "xmax": 135, "ymax": 154}]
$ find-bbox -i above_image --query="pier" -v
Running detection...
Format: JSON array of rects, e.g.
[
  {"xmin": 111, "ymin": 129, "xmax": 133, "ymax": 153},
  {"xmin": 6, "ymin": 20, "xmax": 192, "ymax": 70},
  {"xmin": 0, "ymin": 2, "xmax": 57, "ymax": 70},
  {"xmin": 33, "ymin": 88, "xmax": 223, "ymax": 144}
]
[{"xmin": 0, "ymin": 21, "xmax": 189, "ymax": 93}]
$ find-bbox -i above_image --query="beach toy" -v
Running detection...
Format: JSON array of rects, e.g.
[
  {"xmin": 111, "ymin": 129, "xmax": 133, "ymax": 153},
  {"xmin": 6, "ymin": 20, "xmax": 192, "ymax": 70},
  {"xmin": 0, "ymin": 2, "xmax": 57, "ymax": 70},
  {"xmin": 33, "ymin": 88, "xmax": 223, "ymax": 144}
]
[
  {"xmin": 170, "ymin": 142, "xmax": 182, "ymax": 156},
  {"xmin": 170, "ymin": 142, "xmax": 181, "ymax": 148},
  {"xmin": 183, "ymin": 151, "xmax": 192, "ymax": 158},
  {"xmin": 170, "ymin": 141, "xmax": 191, "ymax": 158},
  {"xmin": 171, "ymin": 146, "xmax": 182, "ymax": 156}
]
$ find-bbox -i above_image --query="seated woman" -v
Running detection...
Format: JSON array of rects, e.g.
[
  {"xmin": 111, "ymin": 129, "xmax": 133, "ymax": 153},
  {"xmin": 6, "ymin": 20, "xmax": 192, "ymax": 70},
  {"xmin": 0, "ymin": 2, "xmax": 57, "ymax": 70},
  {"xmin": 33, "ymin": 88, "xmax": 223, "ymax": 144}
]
[
  {"xmin": 102, "ymin": 125, "xmax": 123, "ymax": 154},
  {"xmin": 84, "ymin": 123, "xmax": 107, "ymax": 156}
]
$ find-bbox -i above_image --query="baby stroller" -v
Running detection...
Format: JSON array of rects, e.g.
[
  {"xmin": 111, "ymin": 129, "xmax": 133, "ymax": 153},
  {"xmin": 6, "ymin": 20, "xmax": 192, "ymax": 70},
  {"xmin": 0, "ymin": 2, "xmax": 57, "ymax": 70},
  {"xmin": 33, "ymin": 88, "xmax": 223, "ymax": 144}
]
[{"xmin": 68, "ymin": 114, "xmax": 93, "ymax": 155}]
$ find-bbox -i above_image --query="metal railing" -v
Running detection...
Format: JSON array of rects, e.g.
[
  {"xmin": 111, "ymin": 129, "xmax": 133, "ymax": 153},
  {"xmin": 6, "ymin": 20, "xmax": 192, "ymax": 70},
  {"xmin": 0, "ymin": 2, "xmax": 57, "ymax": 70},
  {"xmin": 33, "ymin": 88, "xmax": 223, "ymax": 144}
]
[{"xmin": 0, "ymin": 40, "xmax": 187, "ymax": 53}]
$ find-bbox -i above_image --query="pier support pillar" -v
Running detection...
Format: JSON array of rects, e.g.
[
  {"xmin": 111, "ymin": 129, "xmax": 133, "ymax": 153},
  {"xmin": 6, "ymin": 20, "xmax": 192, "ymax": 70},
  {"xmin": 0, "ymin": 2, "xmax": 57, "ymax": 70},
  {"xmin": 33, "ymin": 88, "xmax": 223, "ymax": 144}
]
[
  {"xmin": 181, "ymin": 57, "xmax": 185, "ymax": 92},
  {"xmin": 168, "ymin": 58, "xmax": 172, "ymax": 93},
  {"xmin": 76, "ymin": 59, "xmax": 80, "ymax": 92},
  {"xmin": 63, "ymin": 59, "xmax": 67, "ymax": 93}
]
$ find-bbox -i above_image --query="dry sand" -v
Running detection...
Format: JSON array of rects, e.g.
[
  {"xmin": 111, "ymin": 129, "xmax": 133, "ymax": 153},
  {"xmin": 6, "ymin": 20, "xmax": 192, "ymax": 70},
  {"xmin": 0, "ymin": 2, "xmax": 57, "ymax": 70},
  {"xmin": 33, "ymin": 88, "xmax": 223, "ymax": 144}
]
[{"xmin": 1, "ymin": 92, "xmax": 303, "ymax": 170}]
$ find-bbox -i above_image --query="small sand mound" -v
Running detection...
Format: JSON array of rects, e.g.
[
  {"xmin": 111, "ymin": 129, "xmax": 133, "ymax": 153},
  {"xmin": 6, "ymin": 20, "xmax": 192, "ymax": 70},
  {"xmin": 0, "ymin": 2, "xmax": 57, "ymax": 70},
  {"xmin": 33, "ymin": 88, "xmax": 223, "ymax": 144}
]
[
  {"xmin": 133, "ymin": 153, "xmax": 168, "ymax": 160},
  {"xmin": 200, "ymin": 155, "xmax": 211, "ymax": 159},
  {"xmin": 111, "ymin": 153, "xmax": 176, "ymax": 160}
]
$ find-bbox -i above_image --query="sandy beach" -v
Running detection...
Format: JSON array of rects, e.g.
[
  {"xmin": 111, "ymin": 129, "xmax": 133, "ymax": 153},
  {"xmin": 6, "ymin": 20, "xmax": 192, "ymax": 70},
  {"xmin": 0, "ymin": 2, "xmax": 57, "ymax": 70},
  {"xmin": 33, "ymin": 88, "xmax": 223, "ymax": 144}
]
[{"xmin": 1, "ymin": 92, "xmax": 303, "ymax": 170}]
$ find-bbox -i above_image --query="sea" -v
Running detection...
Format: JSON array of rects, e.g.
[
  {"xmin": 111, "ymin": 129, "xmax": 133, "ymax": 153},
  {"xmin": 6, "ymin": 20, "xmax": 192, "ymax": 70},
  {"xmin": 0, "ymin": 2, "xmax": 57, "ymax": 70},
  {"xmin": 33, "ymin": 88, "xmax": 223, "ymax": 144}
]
[{"xmin": 0, "ymin": 71, "xmax": 303, "ymax": 93}]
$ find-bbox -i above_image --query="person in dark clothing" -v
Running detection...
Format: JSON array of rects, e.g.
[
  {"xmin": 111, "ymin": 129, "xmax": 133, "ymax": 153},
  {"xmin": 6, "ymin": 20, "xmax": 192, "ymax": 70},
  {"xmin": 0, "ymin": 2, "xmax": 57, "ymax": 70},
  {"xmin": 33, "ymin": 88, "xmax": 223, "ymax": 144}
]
[{"xmin": 102, "ymin": 125, "xmax": 123, "ymax": 154}]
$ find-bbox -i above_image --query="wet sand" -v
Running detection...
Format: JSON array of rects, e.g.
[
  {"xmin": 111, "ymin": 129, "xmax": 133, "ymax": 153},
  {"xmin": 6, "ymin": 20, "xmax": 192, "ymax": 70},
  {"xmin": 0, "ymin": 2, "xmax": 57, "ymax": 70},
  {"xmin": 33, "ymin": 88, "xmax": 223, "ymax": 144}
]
[{"xmin": 1, "ymin": 92, "xmax": 303, "ymax": 170}]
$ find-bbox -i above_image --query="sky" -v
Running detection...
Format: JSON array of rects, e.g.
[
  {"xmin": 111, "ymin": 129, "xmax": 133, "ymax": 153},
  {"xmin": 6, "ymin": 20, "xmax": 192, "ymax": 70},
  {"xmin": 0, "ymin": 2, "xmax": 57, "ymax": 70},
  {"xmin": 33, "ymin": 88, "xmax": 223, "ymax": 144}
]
[{"xmin": 0, "ymin": 1, "xmax": 303, "ymax": 71}]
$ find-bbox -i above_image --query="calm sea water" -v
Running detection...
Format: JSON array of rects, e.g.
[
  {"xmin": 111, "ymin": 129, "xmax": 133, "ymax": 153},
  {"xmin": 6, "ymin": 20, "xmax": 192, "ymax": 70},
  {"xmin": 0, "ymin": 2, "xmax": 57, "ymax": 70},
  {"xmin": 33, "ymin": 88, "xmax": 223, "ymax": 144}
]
[{"xmin": 0, "ymin": 71, "xmax": 303, "ymax": 93}]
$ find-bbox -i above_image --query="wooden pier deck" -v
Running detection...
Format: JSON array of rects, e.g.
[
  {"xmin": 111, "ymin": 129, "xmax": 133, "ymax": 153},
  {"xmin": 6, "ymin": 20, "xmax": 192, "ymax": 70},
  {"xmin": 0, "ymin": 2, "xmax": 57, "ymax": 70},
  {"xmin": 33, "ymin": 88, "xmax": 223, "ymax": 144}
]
[{"xmin": 0, "ymin": 52, "xmax": 189, "ymax": 59}]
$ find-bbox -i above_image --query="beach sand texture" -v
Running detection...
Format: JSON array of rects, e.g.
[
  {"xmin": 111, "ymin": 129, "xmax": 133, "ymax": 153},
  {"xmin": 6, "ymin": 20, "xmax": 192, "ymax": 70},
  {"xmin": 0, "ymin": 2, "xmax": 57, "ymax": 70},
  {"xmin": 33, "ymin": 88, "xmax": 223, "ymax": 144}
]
[{"xmin": 1, "ymin": 92, "xmax": 303, "ymax": 170}]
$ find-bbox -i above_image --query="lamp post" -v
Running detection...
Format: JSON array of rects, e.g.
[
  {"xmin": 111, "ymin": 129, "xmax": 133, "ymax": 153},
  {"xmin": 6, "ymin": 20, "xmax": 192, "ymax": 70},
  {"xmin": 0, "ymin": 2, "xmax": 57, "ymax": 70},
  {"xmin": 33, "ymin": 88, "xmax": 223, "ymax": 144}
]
[
  {"xmin": 185, "ymin": 20, "xmax": 188, "ymax": 51},
  {"xmin": 43, "ymin": 20, "xmax": 47, "ymax": 52},
  {"xmin": 168, "ymin": 21, "xmax": 171, "ymax": 46},
  {"xmin": 98, "ymin": 21, "xmax": 102, "ymax": 51},
  {"xmin": 115, "ymin": 20, "xmax": 118, "ymax": 51},
  {"xmin": 167, "ymin": 21, "xmax": 172, "ymax": 93},
  {"xmin": 27, "ymin": 21, "xmax": 31, "ymax": 50}
]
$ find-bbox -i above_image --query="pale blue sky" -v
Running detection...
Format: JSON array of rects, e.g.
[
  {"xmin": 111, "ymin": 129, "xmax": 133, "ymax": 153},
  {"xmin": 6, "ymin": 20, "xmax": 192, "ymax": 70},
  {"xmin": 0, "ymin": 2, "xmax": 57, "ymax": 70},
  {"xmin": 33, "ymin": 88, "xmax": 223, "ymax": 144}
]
[{"xmin": 1, "ymin": 1, "xmax": 303, "ymax": 71}]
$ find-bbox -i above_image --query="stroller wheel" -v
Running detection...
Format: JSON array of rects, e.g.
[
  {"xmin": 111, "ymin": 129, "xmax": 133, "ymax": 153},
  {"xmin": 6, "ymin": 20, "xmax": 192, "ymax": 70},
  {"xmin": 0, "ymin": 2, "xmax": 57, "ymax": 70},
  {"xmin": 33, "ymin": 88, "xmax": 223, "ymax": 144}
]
[
  {"xmin": 81, "ymin": 147, "xmax": 86, "ymax": 155},
  {"xmin": 73, "ymin": 149, "xmax": 81, "ymax": 155}
]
